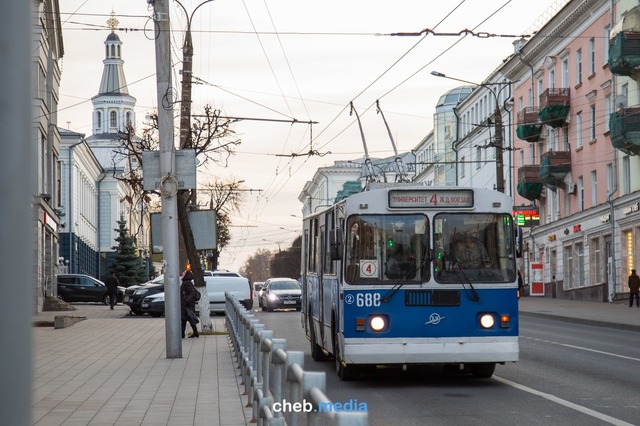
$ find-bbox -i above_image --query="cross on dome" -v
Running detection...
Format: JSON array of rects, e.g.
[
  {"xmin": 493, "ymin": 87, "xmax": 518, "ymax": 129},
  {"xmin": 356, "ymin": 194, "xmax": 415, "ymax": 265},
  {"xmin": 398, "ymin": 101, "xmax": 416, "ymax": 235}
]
[{"xmin": 106, "ymin": 11, "xmax": 119, "ymax": 33}]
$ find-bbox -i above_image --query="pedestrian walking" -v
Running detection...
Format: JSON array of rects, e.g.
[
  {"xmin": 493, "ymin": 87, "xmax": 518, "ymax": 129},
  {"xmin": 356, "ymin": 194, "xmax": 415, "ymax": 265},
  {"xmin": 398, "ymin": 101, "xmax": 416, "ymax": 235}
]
[
  {"xmin": 628, "ymin": 269, "xmax": 640, "ymax": 308},
  {"xmin": 517, "ymin": 270, "xmax": 524, "ymax": 299},
  {"xmin": 104, "ymin": 271, "xmax": 120, "ymax": 310},
  {"xmin": 180, "ymin": 270, "xmax": 200, "ymax": 338}
]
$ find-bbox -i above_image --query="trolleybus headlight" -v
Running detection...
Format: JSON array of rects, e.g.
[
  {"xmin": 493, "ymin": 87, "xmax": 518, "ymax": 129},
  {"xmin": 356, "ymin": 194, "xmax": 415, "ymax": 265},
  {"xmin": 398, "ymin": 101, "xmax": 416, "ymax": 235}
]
[
  {"xmin": 479, "ymin": 313, "xmax": 495, "ymax": 329},
  {"xmin": 369, "ymin": 315, "xmax": 386, "ymax": 332}
]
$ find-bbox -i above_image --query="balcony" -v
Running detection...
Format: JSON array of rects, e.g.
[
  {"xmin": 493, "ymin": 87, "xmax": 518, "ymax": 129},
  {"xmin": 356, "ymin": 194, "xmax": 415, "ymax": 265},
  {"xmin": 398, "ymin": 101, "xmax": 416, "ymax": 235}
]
[
  {"xmin": 516, "ymin": 107, "xmax": 543, "ymax": 143},
  {"xmin": 539, "ymin": 88, "xmax": 570, "ymax": 128},
  {"xmin": 517, "ymin": 165, "xmax": 543, "ymax": 201},
  {"xmin": 609, "ymin": 31, "xmax": 640, "ymax": 77},
  {"xmin": 609, "ymin": 107, "xmax": 640, "ymax": 156},
  {"xmin": 539, "ymin": 150, "xmax": 571, "ymax": 189}
]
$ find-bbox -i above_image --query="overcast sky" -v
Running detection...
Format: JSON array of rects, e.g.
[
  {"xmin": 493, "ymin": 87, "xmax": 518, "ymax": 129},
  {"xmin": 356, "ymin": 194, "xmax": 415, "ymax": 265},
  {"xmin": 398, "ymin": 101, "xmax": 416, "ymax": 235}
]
[{"xmin": 58, "ymin": 0, "xmax": 566, "ymax": 273}]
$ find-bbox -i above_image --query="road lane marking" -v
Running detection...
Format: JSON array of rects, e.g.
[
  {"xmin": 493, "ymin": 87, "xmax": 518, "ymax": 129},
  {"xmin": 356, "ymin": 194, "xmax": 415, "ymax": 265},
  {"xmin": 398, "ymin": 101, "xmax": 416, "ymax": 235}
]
[
  {"xmin": 522, "ymin": 336, "xmax": 640, "ymax": 362},
  {"xmin": 494, "ymin": 376, "xmax": 634, "ymax": 426}
]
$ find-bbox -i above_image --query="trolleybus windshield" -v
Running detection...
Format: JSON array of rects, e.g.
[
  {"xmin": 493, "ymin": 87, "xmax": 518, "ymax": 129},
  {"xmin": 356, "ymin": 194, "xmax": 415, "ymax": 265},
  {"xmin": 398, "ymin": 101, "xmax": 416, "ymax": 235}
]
[
  {"xmin": 433, "ymin": 213, "xmax": 516, "ymax": 283},
  {"xmin": 345, "ymin": 214, "xmax": 428, "ymax": 284}
]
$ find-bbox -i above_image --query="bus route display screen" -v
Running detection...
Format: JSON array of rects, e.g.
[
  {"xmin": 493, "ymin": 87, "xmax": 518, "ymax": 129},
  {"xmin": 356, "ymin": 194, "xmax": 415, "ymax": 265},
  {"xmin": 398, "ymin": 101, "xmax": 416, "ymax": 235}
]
[{"xmin": 388, "ymin": 189, "xmax": 474, "ymax": 209}]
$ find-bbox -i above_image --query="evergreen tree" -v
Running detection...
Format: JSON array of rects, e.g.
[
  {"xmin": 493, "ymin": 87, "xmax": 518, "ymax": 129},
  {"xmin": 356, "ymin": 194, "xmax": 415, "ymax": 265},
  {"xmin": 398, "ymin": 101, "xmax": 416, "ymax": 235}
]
[{"xmin": 111, "ymin": 215, "xmax": 146, "ymax": 287}]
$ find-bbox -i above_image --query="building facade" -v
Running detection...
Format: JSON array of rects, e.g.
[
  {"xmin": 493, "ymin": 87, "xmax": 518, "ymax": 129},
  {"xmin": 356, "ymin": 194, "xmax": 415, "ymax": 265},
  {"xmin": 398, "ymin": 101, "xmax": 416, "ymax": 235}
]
[
  {"xmin": 32, "ymin": 0, "xmax": 64, "ymax": 313},
  {"xmin": 503, "ymin": 0, "xmax": 640, "ymax": 301}
]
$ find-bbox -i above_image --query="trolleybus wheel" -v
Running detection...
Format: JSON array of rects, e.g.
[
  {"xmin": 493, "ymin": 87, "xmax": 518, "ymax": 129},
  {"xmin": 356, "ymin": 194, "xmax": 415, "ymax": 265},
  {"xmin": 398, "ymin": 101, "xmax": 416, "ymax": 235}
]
[
  {"xmin": 309, "ymin": 311, "xmax": 328, "ymax": 361},
  {"xmin": 333, "ymin": 327, "xmax": 357, "ymax": 381},
  {"xmin": 470, "ymin": 363, "xmax": 496, "ymax": 378}
]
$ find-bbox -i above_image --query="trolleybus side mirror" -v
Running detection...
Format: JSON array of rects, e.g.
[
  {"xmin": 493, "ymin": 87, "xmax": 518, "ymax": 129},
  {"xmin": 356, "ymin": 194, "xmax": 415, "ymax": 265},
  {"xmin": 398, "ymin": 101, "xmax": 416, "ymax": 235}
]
[
  {"xmin": 330, "ymin": 228, "xmax": 343, "ymax": 261},
  {"xmin": 515, "ymin": 226, "xmax": 523, "ymax": 258}
]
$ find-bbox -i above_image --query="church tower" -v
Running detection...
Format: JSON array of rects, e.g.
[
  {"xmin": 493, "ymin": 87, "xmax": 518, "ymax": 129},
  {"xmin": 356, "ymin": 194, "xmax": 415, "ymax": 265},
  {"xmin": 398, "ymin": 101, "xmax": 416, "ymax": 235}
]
[{"xmin": 90, "ymin": 12, "xmax": 136, "ymax": 136}]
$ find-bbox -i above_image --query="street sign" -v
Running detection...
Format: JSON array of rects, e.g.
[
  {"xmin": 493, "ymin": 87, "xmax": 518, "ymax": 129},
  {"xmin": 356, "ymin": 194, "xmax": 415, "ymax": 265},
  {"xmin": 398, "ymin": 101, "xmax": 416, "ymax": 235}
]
[{"xmin": 142, "ymin": 149, "xmax": 197, "ymax": 191}]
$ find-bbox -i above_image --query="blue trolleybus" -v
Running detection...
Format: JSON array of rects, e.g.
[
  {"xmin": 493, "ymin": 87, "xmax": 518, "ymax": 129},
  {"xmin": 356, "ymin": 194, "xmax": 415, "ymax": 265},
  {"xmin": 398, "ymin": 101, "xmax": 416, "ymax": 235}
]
[{"xmin": 301, "ymin": 185, "xmax": 520, "ymax": 380}]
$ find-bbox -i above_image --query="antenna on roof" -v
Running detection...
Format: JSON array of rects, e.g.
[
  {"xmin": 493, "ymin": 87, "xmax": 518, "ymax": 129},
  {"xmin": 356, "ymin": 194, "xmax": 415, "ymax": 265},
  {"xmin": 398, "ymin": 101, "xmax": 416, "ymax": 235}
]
[
  {"xmin": 376, "ymin": 100, "xmax": 410, "ymax": 183},
  {"xmin": 349, "ymin": 102, "xmax": 378, "ymax": 185}
]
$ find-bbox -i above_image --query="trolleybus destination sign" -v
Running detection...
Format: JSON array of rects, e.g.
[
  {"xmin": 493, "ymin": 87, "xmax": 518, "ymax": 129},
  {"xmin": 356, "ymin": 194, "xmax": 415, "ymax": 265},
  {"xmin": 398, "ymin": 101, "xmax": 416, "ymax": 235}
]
[{"xmin": 388, "ymin": 189, "xmax": 474, "ymax": 209}]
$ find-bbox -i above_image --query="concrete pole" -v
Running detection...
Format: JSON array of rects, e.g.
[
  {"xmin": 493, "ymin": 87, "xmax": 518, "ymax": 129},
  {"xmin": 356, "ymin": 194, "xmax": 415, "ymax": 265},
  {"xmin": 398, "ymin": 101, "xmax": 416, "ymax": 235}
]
[
  {"xmin": 0, "ymin": 2, "xmax": 32, "ymax": 424},
  {"xmin": 494, "ymin": 103, "xmax": 505, "ymax": 193},
  {"xmin": 153, "ymin": 0, "xmax": 182, "ymax": 358}
]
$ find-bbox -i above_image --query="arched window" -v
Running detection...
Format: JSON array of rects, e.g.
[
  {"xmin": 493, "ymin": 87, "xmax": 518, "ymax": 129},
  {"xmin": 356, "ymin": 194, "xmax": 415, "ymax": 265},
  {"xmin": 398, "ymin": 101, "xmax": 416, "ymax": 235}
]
[
  {"xmin": 96, "ymin": 111, "xmax": 102, "ymax": 132},
  {"xmin": 126, "ymin": 112, "xmax": 132, "ymax": 126},
  {"xmin": 110, "ymin": 111, "xmax": 117, "ymax": 128},
  {"xmin": 116, "ymin": 45, "xmax": 120, "ymax": 58}
]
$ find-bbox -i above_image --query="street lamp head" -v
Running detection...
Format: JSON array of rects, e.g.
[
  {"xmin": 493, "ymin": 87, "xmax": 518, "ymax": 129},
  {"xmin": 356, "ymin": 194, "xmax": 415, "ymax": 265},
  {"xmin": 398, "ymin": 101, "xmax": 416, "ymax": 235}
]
[{"xmin": 430, "ymin": 71, "xmax": 446, "ymax": 78}]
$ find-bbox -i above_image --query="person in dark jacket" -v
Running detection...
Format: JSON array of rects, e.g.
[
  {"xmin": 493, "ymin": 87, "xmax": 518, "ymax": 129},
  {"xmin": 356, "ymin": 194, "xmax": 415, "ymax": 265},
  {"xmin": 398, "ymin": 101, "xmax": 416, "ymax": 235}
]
[
  {"xmin": 104, "ymin": 271, "xmax": 120, "ymax": 310},
  {"xmin": 628, "ymin": 269, "xmax": 640, "ymax": 308},
  {"xmin": 180, "ymin": 270, "xmax": 199, "ymax": 338}
]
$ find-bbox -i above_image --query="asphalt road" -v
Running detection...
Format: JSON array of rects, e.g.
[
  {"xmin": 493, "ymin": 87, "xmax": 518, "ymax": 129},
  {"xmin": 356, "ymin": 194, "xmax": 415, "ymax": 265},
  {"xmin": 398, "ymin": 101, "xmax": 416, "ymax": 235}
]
[{"xmin": 252, "ymin": 307, "xmax": 639, "ymax": 426}]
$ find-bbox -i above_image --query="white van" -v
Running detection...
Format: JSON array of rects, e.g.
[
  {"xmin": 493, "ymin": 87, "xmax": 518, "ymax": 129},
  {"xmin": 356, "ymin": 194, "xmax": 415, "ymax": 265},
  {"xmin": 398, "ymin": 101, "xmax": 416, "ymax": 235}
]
[{"xmin": 204, "ymin": 275, "xmax": 252, "ymax": 313}]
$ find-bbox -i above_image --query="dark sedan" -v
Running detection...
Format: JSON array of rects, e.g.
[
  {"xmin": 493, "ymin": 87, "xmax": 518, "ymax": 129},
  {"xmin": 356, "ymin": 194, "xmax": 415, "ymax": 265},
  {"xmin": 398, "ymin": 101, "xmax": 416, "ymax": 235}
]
[
  {"xmin": 140, "ymin": 292, "xmax": 165, "ymax": 317},
  {"xmin": 123, "ymin": 275, "xmax": 164, "ymax": 315},
  {"xmin": 260, "ymin": 278, "xmax": 302, "ymax": 312},
  {"xmin": 57, "ymin": 274, "xmax": 124, "ymax": 305}
]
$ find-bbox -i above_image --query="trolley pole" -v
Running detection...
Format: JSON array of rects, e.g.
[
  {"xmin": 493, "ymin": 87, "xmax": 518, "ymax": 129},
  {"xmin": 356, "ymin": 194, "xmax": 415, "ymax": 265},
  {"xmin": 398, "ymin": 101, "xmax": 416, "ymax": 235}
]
[{"xmin": 152, "ymin": 0, "xmax": 182, "ymax": 358}]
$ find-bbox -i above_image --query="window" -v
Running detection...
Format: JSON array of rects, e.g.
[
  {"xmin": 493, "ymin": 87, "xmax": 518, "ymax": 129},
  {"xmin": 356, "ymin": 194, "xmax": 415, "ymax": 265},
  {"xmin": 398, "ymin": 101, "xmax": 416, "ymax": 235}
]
[
  {"xmin": 606, "ymin": 163, "xmax": 613, "ymax": 194},
  {"xmin": 590, "ymin": 105, "xmax": 596, "ymax": 141},
  {"xmin": 576, "ymin": 242, "xmax": 584, "ymax": 287},
  {"xmin": 577, "ymin": 176, "xmax": 584, "ymax": 211},
  {"xmin": 564, "ymin": 245, "xmax": 574, "ymax": 289},
  {"xmin": 591, "ymin": 237, "xmax": 603, "ymax": 285},
  {"xmin": 576, "ymin": 111, "xmax": 583, "ymax": 149},
  {"xmin": 561, "ymin": 58, "xmax": 569, "ymax": 87},
  {"xmin": 604, "ymin": 94, "xmax": 611, "ymax": 131},
  {"xmin": 110, "ymin": 111, "xmax": 117, "ymax": 128},
  {"xmin": 591, "ymin": 170, "xmax": 597, "ymax": 207},
  {"xmin": 433, "ymin": 213, "xmax": 515, "ymax": 284},
  {"xmin": 476, "ymin": 147, "xmax": 481, "ymax": 170},
  {"xmin": 96, "ymin": 111, "xmax": 102, "ymax": 133},
  {"xmin": 589, "ymin": 38, "xmax": 595, "ymax": 75},
  {"xmin": 549, "ymin": 69, "xmax": 555, "ymax": 89},
  {"xmin": 576, "ymin": 48, "xmax": 582, "ymax": 84},
  {"xmin": 622, "ymin": 156, "xmax": 630, "ymax": 195},
  {"xmin": 603, "ymin": 26, "xmax": 610, "ymax": 66},
  {"xmin": 345, "ymin": 214, "xmax": 429, "ymax": 284}
]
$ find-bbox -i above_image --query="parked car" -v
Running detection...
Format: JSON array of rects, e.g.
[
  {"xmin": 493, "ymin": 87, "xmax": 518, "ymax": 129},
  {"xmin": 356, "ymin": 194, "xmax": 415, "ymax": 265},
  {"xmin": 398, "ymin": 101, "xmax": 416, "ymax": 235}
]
[
  {"xmin": 260, "ymin": 278, "xmax": 302, "ymax": 312},
  {"xmin": 140, "ymin": 292, "xmax": 165, "ymax": 317},
  {"xmin": 138, "ymin": 272, "xmax": 253, "ymax": 317},
  {"xmin": 57, "ymin": 274, "xmax": 124, "ymax": 305},
  {"xmin": 123, "ymin": 275, "xmax": 164, "ymax": 315}
]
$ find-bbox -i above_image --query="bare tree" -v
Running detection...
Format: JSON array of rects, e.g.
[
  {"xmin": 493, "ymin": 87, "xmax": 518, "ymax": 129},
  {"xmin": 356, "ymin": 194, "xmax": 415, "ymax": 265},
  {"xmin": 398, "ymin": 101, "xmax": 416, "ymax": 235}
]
[{"xmin": 115, "ymin": 108, "xmax": 241, "ymax": 331}]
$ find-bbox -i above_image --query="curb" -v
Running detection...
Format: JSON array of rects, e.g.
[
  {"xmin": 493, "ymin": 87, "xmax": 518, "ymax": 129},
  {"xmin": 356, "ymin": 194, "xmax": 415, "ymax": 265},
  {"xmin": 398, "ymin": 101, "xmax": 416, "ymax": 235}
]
[{"xmin": 520, "ymin": 311, "xmax": 640, "ymax": 333}]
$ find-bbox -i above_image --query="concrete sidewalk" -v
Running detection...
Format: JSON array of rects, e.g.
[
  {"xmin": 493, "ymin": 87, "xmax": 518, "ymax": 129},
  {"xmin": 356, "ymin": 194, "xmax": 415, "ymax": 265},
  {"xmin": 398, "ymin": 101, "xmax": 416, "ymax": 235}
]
[
  {"xmin": 31, "ymin": 295, "xmax": 640, "ymax": 426},
  {"xmin": 518, "ymin": 295, "xmax": 640, "ymax": 332},
  {"xmin": 32, "ymin": 304, "xmax": 251, "ymax": 426}
]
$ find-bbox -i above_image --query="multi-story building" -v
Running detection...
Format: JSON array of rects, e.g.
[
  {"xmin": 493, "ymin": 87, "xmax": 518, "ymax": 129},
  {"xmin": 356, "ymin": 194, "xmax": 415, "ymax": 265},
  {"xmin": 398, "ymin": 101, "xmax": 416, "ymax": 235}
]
[
  {"xmin": 503, "ymin": 0, "xmax": 640, "ymax": 302},
  {"xmin": 32, "ymin": 0, "xmax": 64, "ymax": 313}
]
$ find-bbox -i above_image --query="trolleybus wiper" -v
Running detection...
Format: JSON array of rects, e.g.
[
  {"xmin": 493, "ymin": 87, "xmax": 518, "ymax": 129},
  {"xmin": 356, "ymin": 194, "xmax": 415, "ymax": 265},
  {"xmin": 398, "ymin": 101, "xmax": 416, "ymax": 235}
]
[
  {"xmin": 445, "ymin": 254, "xmax": 480, "ymax": 302},
  {"xmin": 381, "ymin": 257, "xmax": 427, "ymax": 304}
]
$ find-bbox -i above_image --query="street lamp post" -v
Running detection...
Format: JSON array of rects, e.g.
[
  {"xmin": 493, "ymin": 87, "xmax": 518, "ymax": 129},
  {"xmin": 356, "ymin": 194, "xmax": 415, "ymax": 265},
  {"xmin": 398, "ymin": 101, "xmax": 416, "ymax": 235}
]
[{"xmin": 431, "ymin": 71, "xmax": 511, "ymax": 193}]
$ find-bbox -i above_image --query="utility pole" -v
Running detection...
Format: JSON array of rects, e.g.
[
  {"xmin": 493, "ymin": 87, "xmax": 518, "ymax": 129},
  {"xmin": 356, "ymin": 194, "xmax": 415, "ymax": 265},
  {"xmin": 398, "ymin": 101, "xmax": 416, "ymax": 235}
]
[
  {"xmin": 152, "ymin": 0, "xmax": 182, "ymax": 358},
  {"xmin": 174, "ymin": 0, "xmax": 212, "ymax": 289},
  {"xmin": 494, "ymin": 102, "xmax": 505, "ymax": 193}
]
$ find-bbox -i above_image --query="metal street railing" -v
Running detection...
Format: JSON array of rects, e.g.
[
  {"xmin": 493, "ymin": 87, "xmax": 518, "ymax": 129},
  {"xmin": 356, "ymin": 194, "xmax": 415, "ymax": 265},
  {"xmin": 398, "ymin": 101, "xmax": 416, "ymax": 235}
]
[{"xmin": 225, "ymin": 294, "xmax": 368, "ymax": 426}]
